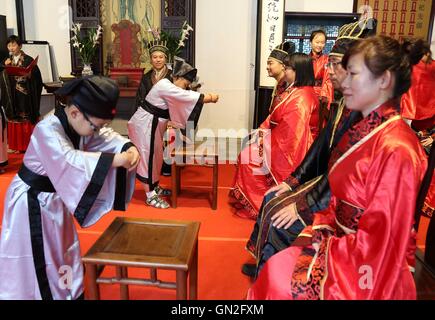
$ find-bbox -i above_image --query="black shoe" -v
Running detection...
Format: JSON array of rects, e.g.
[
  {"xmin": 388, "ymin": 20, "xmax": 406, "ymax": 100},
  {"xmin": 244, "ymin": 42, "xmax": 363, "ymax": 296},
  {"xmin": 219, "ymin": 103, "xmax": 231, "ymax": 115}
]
[
  {"xmin": 161, "ymin": 163, "xmax": 172, "ymax": 176},
  {"xmin": 241, "ymin": 263, "xmax": 257, "ymax": 278}
]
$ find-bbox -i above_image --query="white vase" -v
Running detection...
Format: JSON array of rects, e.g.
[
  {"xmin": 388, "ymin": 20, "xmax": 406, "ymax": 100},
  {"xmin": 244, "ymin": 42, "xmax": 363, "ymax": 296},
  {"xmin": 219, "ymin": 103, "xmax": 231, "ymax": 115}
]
[{"xmin": 82, "ymin": 63, "xmax": 93, "ymax": 76}]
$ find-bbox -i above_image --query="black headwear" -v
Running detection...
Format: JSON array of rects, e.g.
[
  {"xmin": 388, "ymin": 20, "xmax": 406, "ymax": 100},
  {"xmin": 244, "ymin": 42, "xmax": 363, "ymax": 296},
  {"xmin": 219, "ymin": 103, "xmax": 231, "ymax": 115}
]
[
  {"xmin": 147, "ymin": 39, "xmax": 169, "ymax": 57},
  {"xmin": 173, "ymin": 56, "xmax": 197, "ymax": 82},
  {"xmin": 330, "ymin": 18, "xmax": 378, "ymax": 57},
  {"xmin": 269, "ymin": 41, "xmax": 296, "ymax": 64},
  {"xmin": 55, "ymin": 76, "xmax": 119, "ymax": 120}
]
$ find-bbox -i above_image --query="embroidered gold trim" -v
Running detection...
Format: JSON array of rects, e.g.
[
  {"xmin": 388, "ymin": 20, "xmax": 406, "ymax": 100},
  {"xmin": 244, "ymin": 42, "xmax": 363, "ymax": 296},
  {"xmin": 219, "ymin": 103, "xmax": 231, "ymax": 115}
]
[
  {"xmin": 329, "ymin": 115, "xmax": 402, "ymax": 175},
  {"xmin": 232, "ymin": 183, "xmax": 257, "ymax": 214},
  {"xmin": 299, "ymin": 233, "xmax": 313, "ymax": 238},
  {"xmin": 312, "ymin": 224, "xmax": 335, "ymax": 232},
  {"xmin": 340, "ymin": 199, "xmax": 365, "ymax": 211},
  {"xmin": 267, "ymin": 175, "xmax": 324, "ymax": 214},
  {"xmin": 283, "ymin": 182, "xmax": 292, "ymax": 192},
  {"xmin": 269, "ymin": 85, "xmax": 296, "ymax": 117},
  {"xmin": 329, "ymin": 98, "xmax": 345, "ymax": 149},
  {"xmin": 307, "ymin": 249, "xmax": 320, "ymax": 282},
  {"xmin": 320, "ymin": 237, "xmax": 333, "ymax": 300},
  {"xmin": 335, "ymin": 218, "xmax": 356, "ymax": 235}
]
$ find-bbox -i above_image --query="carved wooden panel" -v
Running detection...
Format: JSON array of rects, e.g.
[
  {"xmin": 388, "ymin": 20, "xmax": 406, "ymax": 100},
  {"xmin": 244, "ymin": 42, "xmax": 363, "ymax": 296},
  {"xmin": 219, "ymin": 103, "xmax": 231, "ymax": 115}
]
[
  {"xmin": 161, "ymin": 0, "xmax": 196, "ymax": 65},
  {"xmin": 69, "ymin": 0, "xmax": 104, "ymax": 76}
]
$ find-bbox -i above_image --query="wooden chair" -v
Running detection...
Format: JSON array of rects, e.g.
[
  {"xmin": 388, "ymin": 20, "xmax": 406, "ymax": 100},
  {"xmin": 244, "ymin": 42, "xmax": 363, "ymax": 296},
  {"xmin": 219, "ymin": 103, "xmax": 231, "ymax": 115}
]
[
  {"xmin": 109, "ymin": 20, "xmax": 144, "ymax": 97},
  {"xmin": 82, "ymin": 217, "xmax": 200, "ymax": 300},
  {"xmin": 171, "ymin": 139, "xmax": 219, "ymax": 210}
]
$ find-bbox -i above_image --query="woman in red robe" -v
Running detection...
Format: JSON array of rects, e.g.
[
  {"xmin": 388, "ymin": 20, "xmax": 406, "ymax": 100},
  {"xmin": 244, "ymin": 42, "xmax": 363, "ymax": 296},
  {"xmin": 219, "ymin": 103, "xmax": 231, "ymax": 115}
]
[
  {"xmin": 248, "ymin": 36, "xmax": 428, "ymax": 300},
  {"xmin": 309, "ymin": 30, "xmax": 333, "ymax": 138},
  {"xmin": 230, "ymin": 53, "xmax": 318, "ymax": 220},
  {"xmin": 401, "ymin": 39, "xmax": 435, "ymax": 218}
]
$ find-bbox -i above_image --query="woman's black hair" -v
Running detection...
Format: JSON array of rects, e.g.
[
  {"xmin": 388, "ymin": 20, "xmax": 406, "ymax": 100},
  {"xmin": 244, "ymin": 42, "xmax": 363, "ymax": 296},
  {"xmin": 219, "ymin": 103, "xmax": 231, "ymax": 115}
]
[
  {"xmin": 284, "ymin": 53, "xmax": 315, "ymax": 87},
  {"xmin": 310, "ymin": 30, "xmax": 327, "ymax": 42},
  {"xmin": 7, "ymin": 35, "xmax": 23, "ymax": 46},
  {"xmin": 402, "ymin": 38, "xmax": 432, "ymax": 66}
]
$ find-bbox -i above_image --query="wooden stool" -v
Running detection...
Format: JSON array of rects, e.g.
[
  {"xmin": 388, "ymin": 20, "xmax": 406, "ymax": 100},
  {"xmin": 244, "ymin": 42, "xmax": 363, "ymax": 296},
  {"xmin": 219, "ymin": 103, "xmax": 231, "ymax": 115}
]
[
  {"xmin": 171, "ymin": 141, "xmax": 219, "ymax": 210},
  {"xmin": 82, "ymin": 217, "xmax": 200, "ymax": 300}
]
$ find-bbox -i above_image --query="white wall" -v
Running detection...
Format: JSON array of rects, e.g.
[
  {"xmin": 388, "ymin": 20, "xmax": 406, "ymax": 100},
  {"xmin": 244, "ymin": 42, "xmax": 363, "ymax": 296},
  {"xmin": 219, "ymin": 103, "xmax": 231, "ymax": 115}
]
[
  {"xmin": 23, "ymin": 0, "xmax": 72, "ymax": 78},
  {"xmin": 0, "ymin": 0, "xmax": 18, "ymax": 35},
  {"xmin": 195, "ymin": 0, "xmax": 257, "ymax": 138},
  {"xmin": 285, "ymin": 0, "xmax": 354, "ymax": 13}
]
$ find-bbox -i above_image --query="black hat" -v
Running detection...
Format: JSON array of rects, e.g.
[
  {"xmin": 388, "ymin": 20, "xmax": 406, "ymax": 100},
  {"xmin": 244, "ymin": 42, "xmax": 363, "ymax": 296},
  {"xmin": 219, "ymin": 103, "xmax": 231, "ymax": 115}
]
[
  {"xmin": 147, "ymin": 39, "xmax": 169, "ymax": 57},
  {"xmin": 173, "ymin": 56, "xmax": 197, "ymax": 82},
  {"xmin": 330, "ymin": 18, "xmax": 377, "ymax": 57},
  {"xmin": 55, "ymin": 76, "xmax": 119, "ymax": 120},
  {"xmin": 269, "ymin": 41, "xmax": 296, "ymax": 64}
]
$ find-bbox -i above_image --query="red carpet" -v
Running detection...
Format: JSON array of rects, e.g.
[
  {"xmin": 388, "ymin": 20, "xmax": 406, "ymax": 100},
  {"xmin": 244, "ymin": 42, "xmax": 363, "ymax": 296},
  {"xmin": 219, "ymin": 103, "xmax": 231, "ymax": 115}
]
[
  {"xmin": 0, "ymin": 154, "xmax": 256, "ymax": 300},
  {"xmin": 0, "ymin": 154, "xmax": 430, "ymax": 299}
]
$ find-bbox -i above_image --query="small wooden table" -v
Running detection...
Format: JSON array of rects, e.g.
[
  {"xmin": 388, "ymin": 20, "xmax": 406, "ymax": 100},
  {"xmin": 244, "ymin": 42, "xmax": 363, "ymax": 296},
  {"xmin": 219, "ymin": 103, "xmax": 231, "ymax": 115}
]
[
  {"xmin": 171, "ymin": 141, "xmax": 219, "ymax": 210},
  {"xmin": 82, "ymin": 217, "xmax": 200, "ymax": 300}
]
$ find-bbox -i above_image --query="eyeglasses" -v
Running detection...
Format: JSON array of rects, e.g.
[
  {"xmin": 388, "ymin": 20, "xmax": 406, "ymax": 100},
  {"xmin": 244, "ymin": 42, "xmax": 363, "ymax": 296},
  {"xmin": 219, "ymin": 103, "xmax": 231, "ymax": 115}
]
[
  {"xmin": 82, "ymin": 112, "xmax": 109, "ymax": 132},
  {"xmin": 325, "ymin": 61, "xmax": 342, "ymax": 70}
]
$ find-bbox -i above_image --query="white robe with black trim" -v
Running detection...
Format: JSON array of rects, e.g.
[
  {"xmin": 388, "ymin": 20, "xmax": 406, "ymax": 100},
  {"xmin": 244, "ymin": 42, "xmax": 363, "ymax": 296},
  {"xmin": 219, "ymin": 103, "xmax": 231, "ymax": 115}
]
[
  {"xmin": 127, "ymin": 78, "xmax": 204, "ymax": 186},
  {"xmin": 0, "ymin": 111, "xmax": 136, "ymax": 300}
]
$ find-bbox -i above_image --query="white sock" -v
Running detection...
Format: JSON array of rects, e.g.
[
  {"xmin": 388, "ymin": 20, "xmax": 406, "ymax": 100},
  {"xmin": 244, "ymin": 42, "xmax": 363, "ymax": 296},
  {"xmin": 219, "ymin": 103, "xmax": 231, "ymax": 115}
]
[{"xmin": 146, "ymin": 190, "xmax": 157, "ymax": 199}]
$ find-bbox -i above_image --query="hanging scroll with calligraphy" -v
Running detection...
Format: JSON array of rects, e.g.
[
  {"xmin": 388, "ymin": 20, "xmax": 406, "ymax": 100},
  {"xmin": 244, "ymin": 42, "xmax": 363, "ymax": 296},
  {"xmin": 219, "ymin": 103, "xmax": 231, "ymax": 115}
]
[
  {"xmin": 356, "ymin": 0, "xmax": 433, "ymax": 41},
  {"xmin": 259, "ymin": 0, "xmax": 286, "ymax": 87}
]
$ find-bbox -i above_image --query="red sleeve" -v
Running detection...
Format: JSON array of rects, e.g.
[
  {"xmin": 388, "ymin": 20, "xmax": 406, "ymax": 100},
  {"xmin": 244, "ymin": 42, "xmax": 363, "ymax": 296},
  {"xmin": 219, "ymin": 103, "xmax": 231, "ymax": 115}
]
[
  {"xmin": 268, "ymin": 92, "xmax": 315, "ymax": 182},
  {"xmin": 323, "ymin": 147, "xmax": 426, "ymax": 299}
]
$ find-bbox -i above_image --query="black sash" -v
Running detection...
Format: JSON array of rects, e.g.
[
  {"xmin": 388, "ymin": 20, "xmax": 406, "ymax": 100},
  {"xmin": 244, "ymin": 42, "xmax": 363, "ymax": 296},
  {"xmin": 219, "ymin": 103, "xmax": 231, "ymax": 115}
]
[
  {"xmin": 140, "ymin": 100, "xmax": 170, "ymax": 119},
  {"xmin": 18, "ymin": 164, "xmax": 55, "ymax": 300}
]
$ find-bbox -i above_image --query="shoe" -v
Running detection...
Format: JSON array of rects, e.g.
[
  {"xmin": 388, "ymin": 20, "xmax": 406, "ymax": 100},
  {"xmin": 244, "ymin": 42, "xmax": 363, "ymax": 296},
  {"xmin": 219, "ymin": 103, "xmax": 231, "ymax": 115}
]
[
  {"xmin": 155, "ymin": 185, "xmax": 172, "ymax": 197},
  {"xmin": 241, "ymin": 263, "xmax": 257, "ymax": 278},
  {"xmin": 146, "ymin": 195, "xmax": 170, "ymax": 209}
]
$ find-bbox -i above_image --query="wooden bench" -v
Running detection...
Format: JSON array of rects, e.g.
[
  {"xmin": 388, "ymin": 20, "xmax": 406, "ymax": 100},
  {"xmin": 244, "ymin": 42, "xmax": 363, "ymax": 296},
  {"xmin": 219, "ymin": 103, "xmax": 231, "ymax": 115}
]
[
  {"xmin": 171, "ymin": 140, "xmax": 219, "ymax": 210},
  {"xmin": 82, "ymin": 217, "xmax": 200, "ymax": 300}
]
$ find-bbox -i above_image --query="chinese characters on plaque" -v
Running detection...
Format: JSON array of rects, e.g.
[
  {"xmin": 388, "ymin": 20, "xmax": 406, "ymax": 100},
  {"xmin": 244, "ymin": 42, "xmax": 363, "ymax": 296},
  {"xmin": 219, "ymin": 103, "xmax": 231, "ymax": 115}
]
[
  {"xmin": 357, "ymin": 0, "xmax": 433, "ymax": 41},
  {"xmin": 260, "ymin": 0, "xmax": 285, "ymax": 87}
]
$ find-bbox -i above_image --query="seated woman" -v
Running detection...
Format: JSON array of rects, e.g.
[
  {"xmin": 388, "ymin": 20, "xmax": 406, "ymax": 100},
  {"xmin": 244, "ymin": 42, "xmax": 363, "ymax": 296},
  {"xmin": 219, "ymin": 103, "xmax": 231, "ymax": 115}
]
[
  {"xmin": 128, "ymin": 57, "xmax": 219, "ymax": 209},
  {"xmin": 248, "ymin": 35, "xmax": 428, "ymax": 300},
  {"xmin": 230, "ymin": 53, "xmax": 318, "ymax": 220}
]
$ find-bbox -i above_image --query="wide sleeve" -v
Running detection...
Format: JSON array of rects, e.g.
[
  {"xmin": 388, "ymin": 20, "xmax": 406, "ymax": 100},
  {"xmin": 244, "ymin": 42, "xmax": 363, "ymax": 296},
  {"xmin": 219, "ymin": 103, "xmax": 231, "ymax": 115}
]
[
  {"xmin": 322, "ymin": 147, "xmax": 426, "ymax": 300},
  {"xmin": 159, "ymin": 81, "xmax": 204, "ymax": 129},
  {"xmin": 267, "ymin": 92, "xmax": 315, "ymax": 182},
  {"xmin": 30, "ymin": 120, "xmax": 116, "ymax": 228},
  {"xmin": 84, "ymin": 127, "xmax": 137, "ymax": 213},
  {"xmin": 25, "ymin": 55, "xmax": 43, "ymax": 124}
]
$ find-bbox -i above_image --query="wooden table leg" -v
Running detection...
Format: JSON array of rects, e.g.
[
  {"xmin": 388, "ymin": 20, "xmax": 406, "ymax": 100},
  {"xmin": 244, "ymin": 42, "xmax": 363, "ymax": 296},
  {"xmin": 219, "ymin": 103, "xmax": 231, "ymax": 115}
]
[
  {"xmin": 86, "ymin": 264, "xmax": 100, "ymax": 300},
  {"xmin": 150, "ymin": 268, "xmax": 157, "ymax": 282},
  {"xmin": 176, "ymin": 166, "xmax": 182, "ymax": 195},
  {"xmin": 189, "ymin": 241, "xmax": 198, "ymax": 300},
  {"xmin": 212, "ymin": 159, "xmax": 218, "ymax": 210},
  {"xmin": 172, "ymin": 163, "xmax": 177, "ymax": 208},
  {"xmin": 116, "ymin": 267, "xmax": 129, "ymax": 300},
  {"xmin": 176, "ymin": 270, "xmax": 188, "ymax": 300}
]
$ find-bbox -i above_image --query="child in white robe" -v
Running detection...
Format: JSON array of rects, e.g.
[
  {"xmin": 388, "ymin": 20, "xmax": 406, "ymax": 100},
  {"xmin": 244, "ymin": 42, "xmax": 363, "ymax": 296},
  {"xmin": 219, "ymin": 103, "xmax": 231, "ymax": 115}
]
[
  {"xmin": 128, "ymin": 57, "xmax": 219, "ymax": 208},
  {"xmin": 0, "ymin": 76, "xmax": 140, "ymax": 300}
]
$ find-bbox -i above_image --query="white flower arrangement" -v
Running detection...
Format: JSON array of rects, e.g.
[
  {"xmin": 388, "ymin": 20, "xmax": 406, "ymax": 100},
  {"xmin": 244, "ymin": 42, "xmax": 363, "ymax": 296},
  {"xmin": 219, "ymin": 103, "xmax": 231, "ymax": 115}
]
[{"xmin": 70, "ymin": 23, "xmax": 103, "ymax": 65}]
